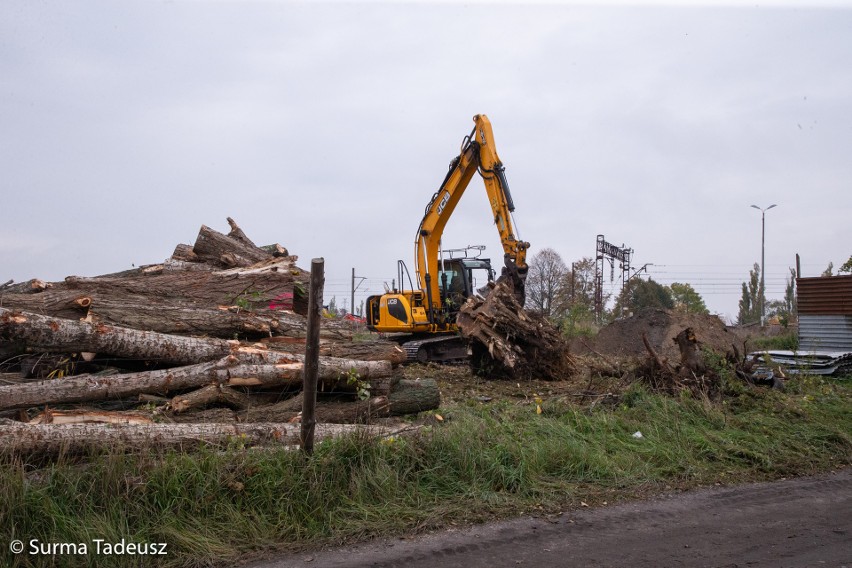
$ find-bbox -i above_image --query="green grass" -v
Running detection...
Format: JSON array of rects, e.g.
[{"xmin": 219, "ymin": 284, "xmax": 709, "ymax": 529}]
[
  {"xmin": 749, "ymin": 330, "xmax": 799, "ymax": 351},
  {"xmin": 1, "ymin": 377, "xmax": 850, "ymax": 567}
]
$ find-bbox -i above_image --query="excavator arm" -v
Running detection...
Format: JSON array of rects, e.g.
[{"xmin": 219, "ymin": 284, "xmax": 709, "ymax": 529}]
[{"xmin": 414, "ymin": 114, "xmax": 530, "ymax": 315}]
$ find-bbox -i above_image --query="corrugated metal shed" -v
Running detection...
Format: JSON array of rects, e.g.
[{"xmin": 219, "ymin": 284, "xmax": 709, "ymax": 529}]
[
  {"xmin": 795, "ymin": 275, "xmax": 852, "ymax": 356},
  {"xmin": 796, "ymin": 275, "xmax": 852, "ymax": 315},
  {"xmin": 798, "ymin": 314, "xmax": 852, "ymax": 351}
]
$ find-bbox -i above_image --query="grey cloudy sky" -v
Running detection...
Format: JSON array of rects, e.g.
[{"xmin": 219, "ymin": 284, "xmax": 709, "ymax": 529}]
[{"xmin": 2, "ymin": 0, "xmax": 850, "ymax": 323}]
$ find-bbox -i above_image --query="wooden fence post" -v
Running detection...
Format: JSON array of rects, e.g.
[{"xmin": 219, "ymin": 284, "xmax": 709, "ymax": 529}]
[{"xmin": 301, "ymin": 258, "xmax": 325, "ymax": 454}]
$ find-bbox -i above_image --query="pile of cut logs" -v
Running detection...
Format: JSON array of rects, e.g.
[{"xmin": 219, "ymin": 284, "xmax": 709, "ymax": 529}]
[{"xmin": 0, "ymin": 219, "xmax": 438, "ymax": 457}]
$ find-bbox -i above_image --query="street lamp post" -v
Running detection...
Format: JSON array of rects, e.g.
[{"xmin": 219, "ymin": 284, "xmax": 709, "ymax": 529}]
[{"xmin": 750, "ymin": 204, "xmax": 777, "ymax": 326}]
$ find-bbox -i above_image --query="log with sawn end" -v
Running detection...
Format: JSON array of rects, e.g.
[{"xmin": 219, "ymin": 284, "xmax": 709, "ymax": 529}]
[
  {"xmin": 0, "ymin": 349, "xmax": 392, "ymax": 411},
  {"xmin": 169, "ymin": 378, "xmax": 438, "ymax": 424},
  {"xmin": 192, "ymin": 224, "xmax": 273, "ymax": 268},
  {"xmin": 169, "ymin": 384, "xmax": 250, "ymax": 413},
  {"xmin": 0, "ymin": 307, "xmax": 235, "ymax": 365},
  {"xmin": 262, "ymin": 337, "xmax": 407, "ymax": 366},
  {"xmin": 0, "ymin": 421, "xmax": 400, "ymax": 457}
]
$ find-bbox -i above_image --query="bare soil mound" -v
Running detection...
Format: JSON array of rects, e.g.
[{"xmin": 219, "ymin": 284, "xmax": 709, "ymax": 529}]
[{"xmin": 572, "ymin": 308, "xmax": 741, "ymax": 361}]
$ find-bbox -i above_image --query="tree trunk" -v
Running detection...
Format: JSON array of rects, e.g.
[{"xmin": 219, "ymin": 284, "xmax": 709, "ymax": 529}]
[
  {"xmin": 170, "ymin": 384, "xmax": 250, "ymax": 413},
  {"xmin": 0, "ymin": 349, "xmax": 392, "ymax": 411},
  {"xmin": 222, "ymin": 360, "xmax": 393, "ymax": 393},
  {"xmin": 0, "ymin": 421, "xmax": 398, "ymax": 457},
  {"xmin": 0, "ymin": 273, "xmax": 333, "ymax": 339},
  {"xmin": 242, "ymin": 396, "xmax": 392, "ymax": 424},
  {"xmin": 0, "ymin": 279, "xmax": 52, "ymax": 294},
  {"xmin": 168, "ymin": 379, "xmax": 437, "ymax": 424},
  {"xmin": 262, "ymin": 338, "xmax": 406, "ymax": 366},
  {"xmin": 387, "ymin": 378, "xmax": 440, "ymax": 416},
  {"xmin": 192, "ymin": 224, "xmax": 272, "ymax": 268},
  {"xmin": 29, "ymin": 409, "xmax": 153, "ymax": 425},
  {"xmin": 0, "ymin": 307, "xmax": 235, "ymax": 365},
  {"xmin": 673, "ymin": 327, "xmax": 707, "ymax": 375},
  {"xmin": 170, "ymin": 243, "xmax": 201, "ymax": 263}
]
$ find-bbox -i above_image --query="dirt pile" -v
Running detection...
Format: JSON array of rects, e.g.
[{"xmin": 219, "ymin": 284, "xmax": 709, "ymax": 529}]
[{"xmin": 572, "ymin": 308, "xmax": 741, "ymax": 361}]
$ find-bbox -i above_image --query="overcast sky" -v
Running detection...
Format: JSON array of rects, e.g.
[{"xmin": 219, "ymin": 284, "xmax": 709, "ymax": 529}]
[{"xmin": 2, "ymin": 0, "xmax": 850, "ymax": 323}]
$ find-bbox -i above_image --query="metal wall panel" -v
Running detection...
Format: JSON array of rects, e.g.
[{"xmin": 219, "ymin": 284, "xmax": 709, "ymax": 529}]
[
  {"xmin": 796, "ymin": 275, "xmax": 852, "ymax": 315},
  {"xmin": 798, "ymin": 314, "xmax": 852, "ymax": 351}
]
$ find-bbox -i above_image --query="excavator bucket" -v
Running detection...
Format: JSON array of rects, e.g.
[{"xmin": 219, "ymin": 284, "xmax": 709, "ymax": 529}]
[{"xmin": 496, "ymin": 253, "xmax": 527, "ymax": 306}]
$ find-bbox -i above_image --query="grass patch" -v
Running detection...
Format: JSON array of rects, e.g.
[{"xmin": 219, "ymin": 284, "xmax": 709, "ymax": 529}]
[
  {"xmin": 749, "ymin": 330, "xmax": 799, "ymax": 351},
  {"xmin": 1, "ymin": 377, "xmax": 849, "ymax": 567}
]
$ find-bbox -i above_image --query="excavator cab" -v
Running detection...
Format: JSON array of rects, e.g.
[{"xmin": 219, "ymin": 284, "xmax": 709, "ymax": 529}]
[
  {"xmin": 365, "ymin": 257, "xmax": 494, "ymax": 336},
  {"xmin": 438, "ymin": 258, "xmax": 495, "ymax": 313}
]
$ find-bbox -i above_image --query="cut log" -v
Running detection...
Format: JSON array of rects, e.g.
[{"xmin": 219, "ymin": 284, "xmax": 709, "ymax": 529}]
[
  {"xmin": 29, "ymin": 409, "xmax": 153, "ymax": 425},
  {"xmin": 0, "ymin": 279, "xmax": 52, "ymax": 295},
  {"xmin": 171, "ymin": 379, "xmax": 437, "ymax": 424},
  {"xmin": 0, "ymin": 308, "xmax": 350, "ymax": 371},
  {"xmin": 0, "ymin": 349, "xmax": 392, "ymax": 410},
  {"xmin": 0, "ymin": 421, "xmax": 399, "ymax": 457},
  {"xmin": 271, "ymin": 310, "xmax": 352, "ymax": 340},
  {"xmin": 0, "ymin": 359, "xmax": 225, "ymax": 411},
  {"xmin": 260, "ymin": 244, "xmax": 289, "ymax": 257},
  {"xmin": 170, "ymin": 384, "xmax": 250, "ymax": 413},
  {"xmin": 387, "ymin": 378, "xmax": 440, "ymax": 416},
  {"xmin": 170, "ymin": 243, "xmax": 200, "ymax": 263},
  {"xmin": 223, "ymin": 361, "xmax": 393, "ymax": 394},
  {"xmin": 457, "ymin": 279, "xmax": 575, "ymax": 380},
  {"xmin": 192, "ymin": 224, "xmax": 272, "ymax": 268},
  {"xmin": 0, "ymin": 307, "xmax": 235, "ymax": 365},
  {"xmin": 262, "ymin": 337, "xmax": 406, "ymax": 366},
  {"xmin": 0, "ymin": 266, "xmax": 321, "ymax": 338},
  {"xmin": 242, "ymin": 396, "xmax": 392, "ymax": 424},
  {"xmin": 82, "ymin": 302, "xmax": 282, "ymax": 338}
]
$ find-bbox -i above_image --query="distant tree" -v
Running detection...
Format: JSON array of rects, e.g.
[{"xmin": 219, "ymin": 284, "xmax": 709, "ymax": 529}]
[
  {"xmin": 327, "ymin": 296, "xmax": 338, "ymax": 316},
  {"xmin": 822, "ymin": 262, "xmax": 834, "ymax": 277},
  {"xmin": 784, "ymin": 267, "xmax": 797, "ymax": 317},
  {"xmin": 613, "ymin": 278, "xmax": 674, "ymax": 316},
  {"xmin": 555, "ymin": 257, "xmax": 600, "ymax": 336},
  {"xmin": 766, "ymin": 267, "xmax": 799, "ymax": 327},
  {"xmin": 737, "ymin": 263, "xmax": 763, "ymax": 325},
  {"xmin": 525, "ymin": 248, "xmax": 568, "ymax": 317},
  {"xmin": 839, "ymin": 255, "xmax": 852, "ymax": 274},
  {"xmin": 669, "ymin": 282, "xmax": 709, "ymax": 315},
  {"xmin": 555, "ymin": 257, "xmax": 597, "ymax": 309}
]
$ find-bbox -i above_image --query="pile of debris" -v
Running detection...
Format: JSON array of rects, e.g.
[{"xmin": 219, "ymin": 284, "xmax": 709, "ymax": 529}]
[
  {"xmin": 0, "ymin": 219, "xmax": 438, "ymax": 457},
  {"xmin": 571, "ymin": 309, "xmax": 784, "ymax": 398}
]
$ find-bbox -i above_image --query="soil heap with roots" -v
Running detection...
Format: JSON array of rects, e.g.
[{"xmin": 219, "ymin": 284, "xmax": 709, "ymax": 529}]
[{"xmin": 572, "ymin": 308, "xmax": 741, "ymax": 361}]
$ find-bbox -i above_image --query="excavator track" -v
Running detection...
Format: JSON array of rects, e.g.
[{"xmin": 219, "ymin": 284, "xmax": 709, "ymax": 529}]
[{"xmin": 401, "ymin": 335, "xmax": 470, "ymax": 364}]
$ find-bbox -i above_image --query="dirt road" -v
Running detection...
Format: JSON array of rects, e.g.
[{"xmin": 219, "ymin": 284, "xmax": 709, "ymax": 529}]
[{"xmin": 252, "ymin": 469, "xmax": 851, "ymax": 568}]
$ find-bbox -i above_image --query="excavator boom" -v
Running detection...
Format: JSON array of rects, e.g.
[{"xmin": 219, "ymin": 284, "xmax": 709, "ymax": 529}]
[
  {"xmin": 366, "ymin": 114, "xmax": 529, "ymax": 361},
  {"xmin": 415, "ymin": 114, "xmax": 529, "ymax": 314}
]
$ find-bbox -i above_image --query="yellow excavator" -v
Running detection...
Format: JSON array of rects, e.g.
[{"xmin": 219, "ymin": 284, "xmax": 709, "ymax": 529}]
[{"xmin": 366, "ymin": 114, "xmax": 530, "ymax": 362}]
